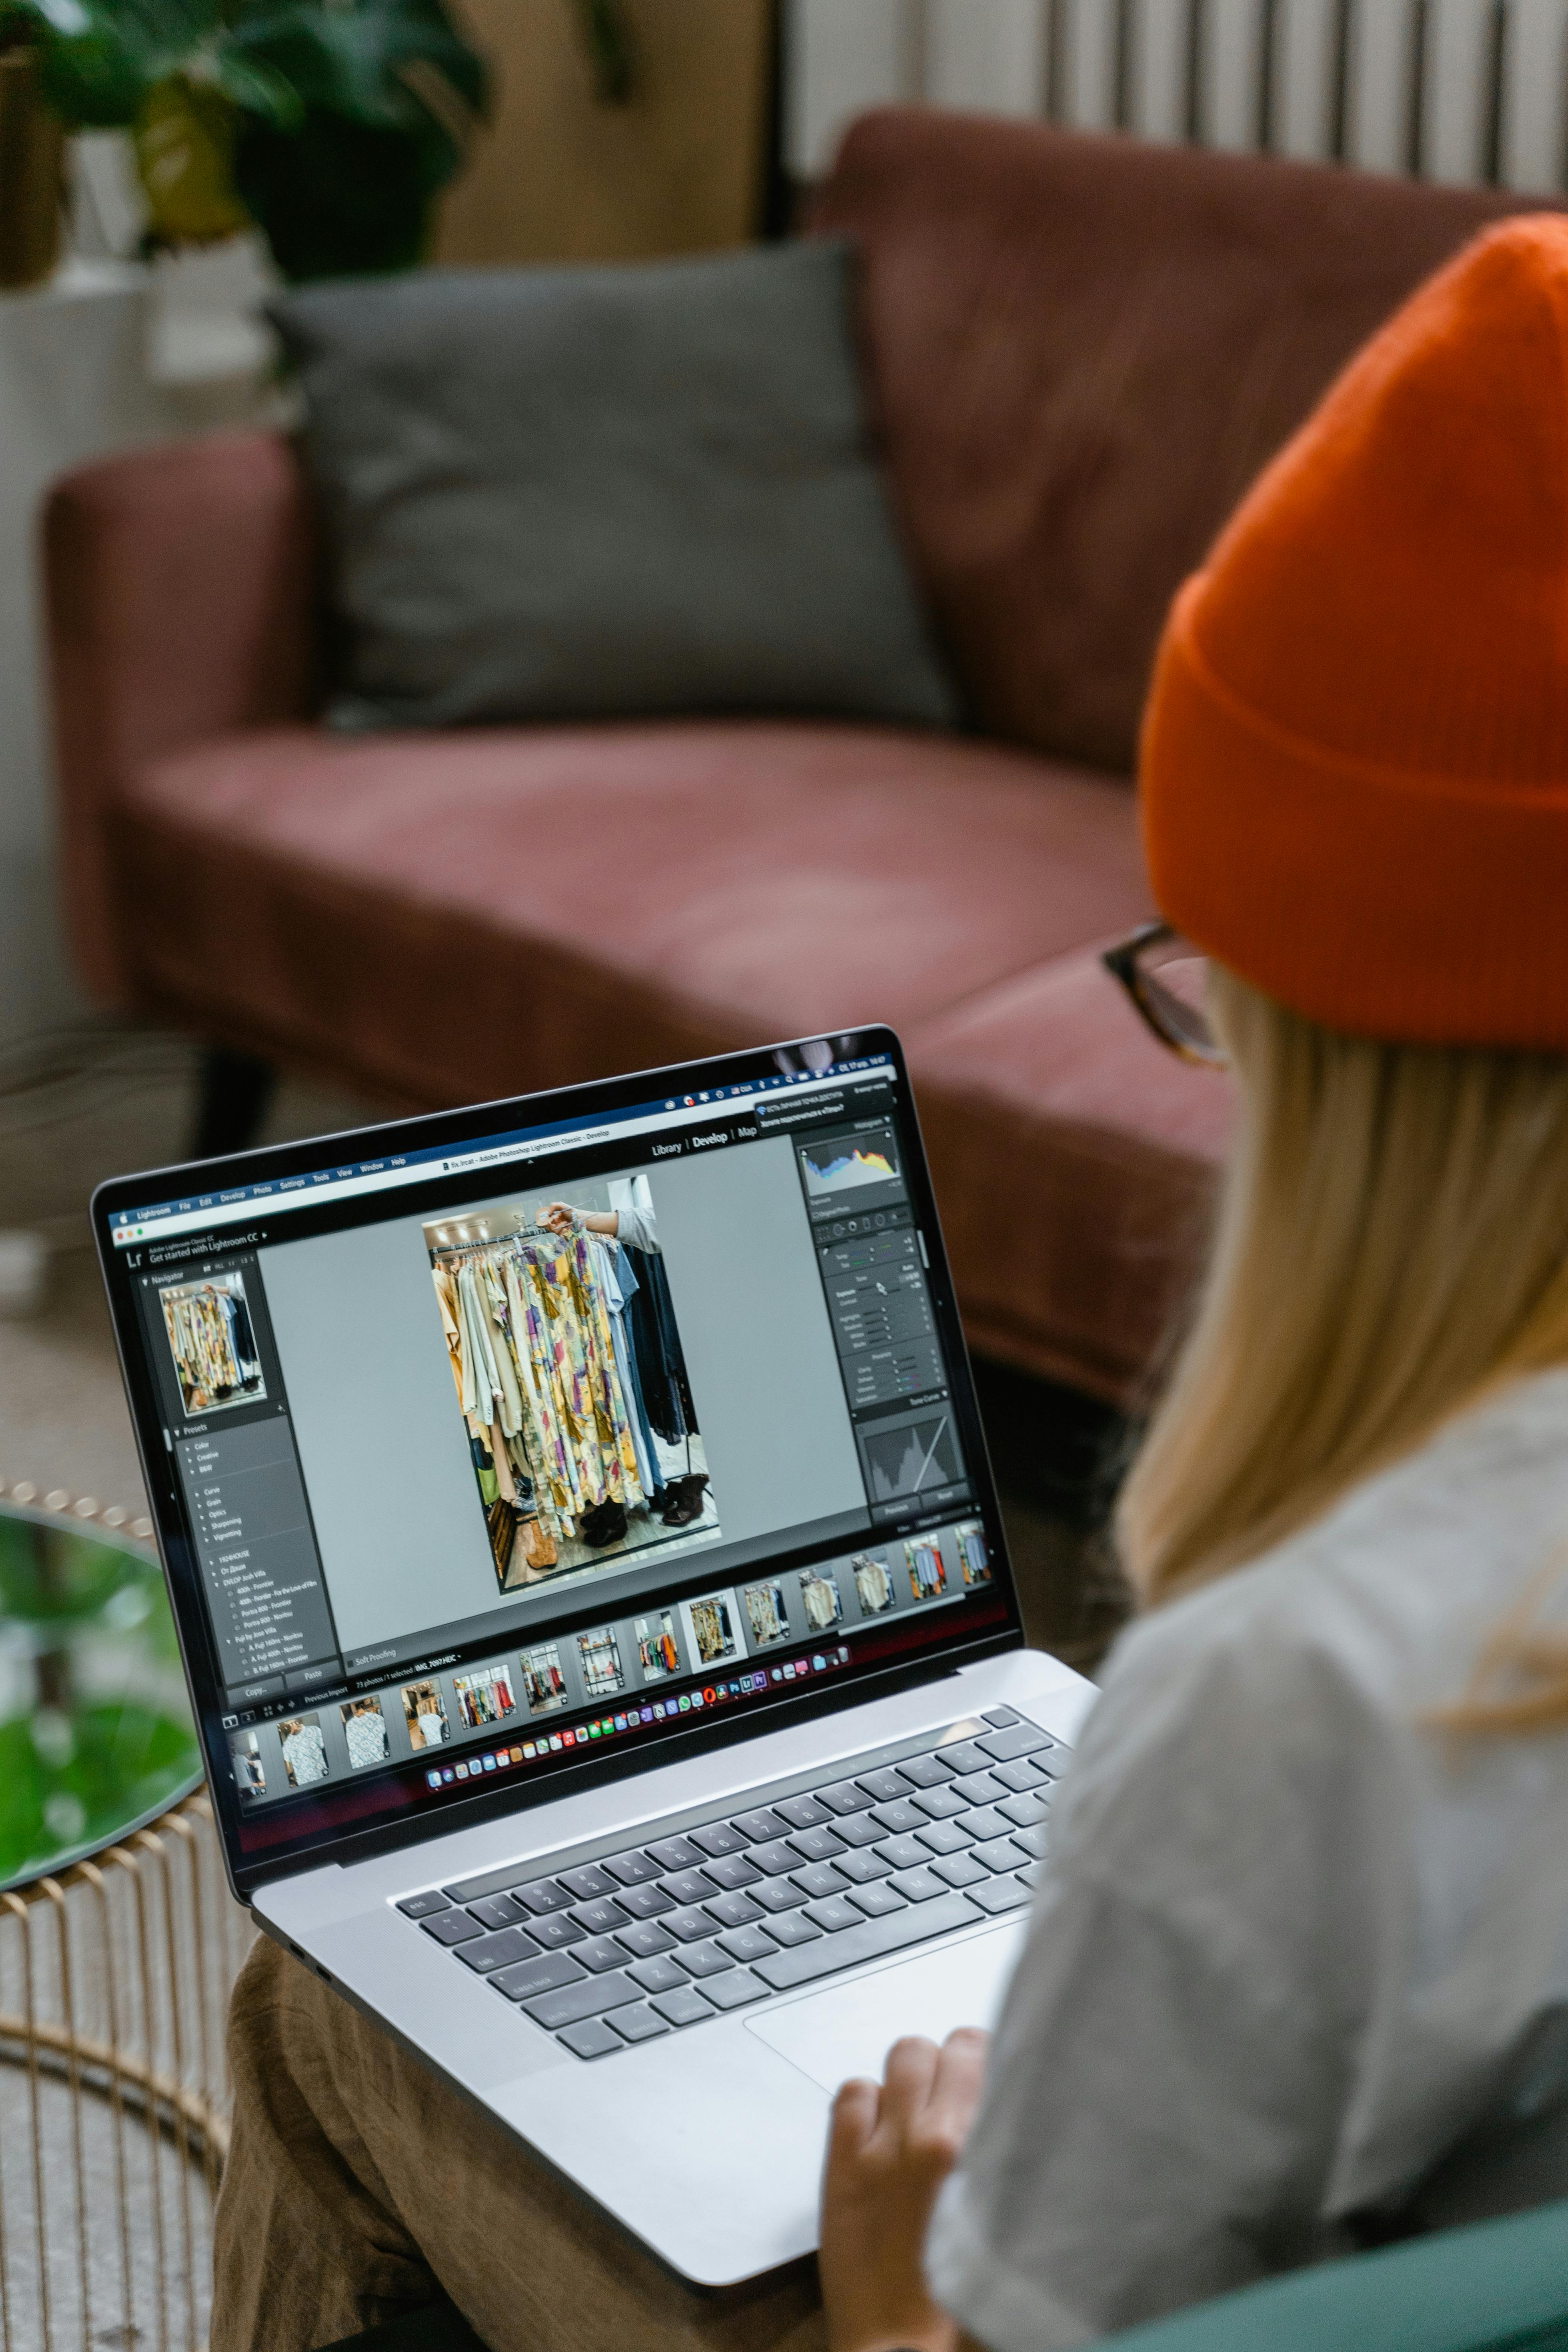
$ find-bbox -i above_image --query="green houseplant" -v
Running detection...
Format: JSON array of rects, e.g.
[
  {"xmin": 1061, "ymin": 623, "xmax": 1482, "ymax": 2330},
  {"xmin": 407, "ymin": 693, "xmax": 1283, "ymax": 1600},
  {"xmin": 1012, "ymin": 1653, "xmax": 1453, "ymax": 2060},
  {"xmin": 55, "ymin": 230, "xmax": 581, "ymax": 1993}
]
[{"xmin": 12, "ymin": 0, "xmax": 493, "ymax": 279}]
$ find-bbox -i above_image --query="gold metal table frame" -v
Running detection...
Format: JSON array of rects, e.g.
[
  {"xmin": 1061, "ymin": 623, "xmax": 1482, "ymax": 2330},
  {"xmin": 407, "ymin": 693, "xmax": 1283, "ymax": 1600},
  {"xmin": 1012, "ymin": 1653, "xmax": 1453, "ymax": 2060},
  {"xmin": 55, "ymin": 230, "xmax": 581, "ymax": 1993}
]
[{"xmin": 0, "ymin": 1479, "xmax": 255, "ymax": 2352}]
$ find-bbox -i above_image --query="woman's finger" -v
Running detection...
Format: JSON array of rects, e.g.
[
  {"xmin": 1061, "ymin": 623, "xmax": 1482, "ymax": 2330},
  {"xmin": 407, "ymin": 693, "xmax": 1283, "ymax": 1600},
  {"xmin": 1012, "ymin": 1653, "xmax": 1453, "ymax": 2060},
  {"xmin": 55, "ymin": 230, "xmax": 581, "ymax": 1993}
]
[
  {"xmin": 827, "ymin": 2074, "xmax": 880, "ymax": 2165},
  {"xmin": 923, "ymin": 2027, "xmax": 990, "ymax": 2148},
  {"xmin": 877, "ymin": 2035, "xmax": 942, "ymax": 2133}
]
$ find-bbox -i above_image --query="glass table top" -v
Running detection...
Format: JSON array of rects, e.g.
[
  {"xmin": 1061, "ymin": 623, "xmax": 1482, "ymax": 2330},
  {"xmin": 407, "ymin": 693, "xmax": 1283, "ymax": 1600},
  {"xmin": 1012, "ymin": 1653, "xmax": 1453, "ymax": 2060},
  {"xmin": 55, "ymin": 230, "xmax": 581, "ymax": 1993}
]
[{"xmin": 0, "ymin": 1496, "xmax": 200, "ymax": 1892}]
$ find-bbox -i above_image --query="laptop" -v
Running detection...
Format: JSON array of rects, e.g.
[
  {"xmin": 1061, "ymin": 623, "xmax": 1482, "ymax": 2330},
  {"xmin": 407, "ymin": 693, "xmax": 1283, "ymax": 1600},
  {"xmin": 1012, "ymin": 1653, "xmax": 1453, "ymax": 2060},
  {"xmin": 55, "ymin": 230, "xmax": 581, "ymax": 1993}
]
[{"xmin": 94, "ymin": 1025, "xmax": 1096, "ymax": 2286}]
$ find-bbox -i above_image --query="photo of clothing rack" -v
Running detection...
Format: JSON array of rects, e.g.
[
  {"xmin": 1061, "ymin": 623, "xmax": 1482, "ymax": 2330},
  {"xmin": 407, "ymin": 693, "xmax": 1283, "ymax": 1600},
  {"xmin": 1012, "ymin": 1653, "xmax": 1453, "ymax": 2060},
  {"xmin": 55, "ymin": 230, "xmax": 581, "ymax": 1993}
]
[
  {"xmin": 905, "ymin": 1538, "xmax": 947, "ymax": 1601},
  {"xmin": 453, "ymin": 1663, "xmax": 516, "ymax": 1729},
  {"xmin": 160, "ymin": 1272, "xmax": 265, "ymax": 1417},
  {"xmin": 635, "ymin": 1610, "xmax": 681, "ymax": 1680},
  {"xmin": 744, "ymin": 1578, "xmax": 789, "ymax": 1647},
  {"xmin": 577, "ymin": 1626, "xmax": 625, "ymax": 1698},
  {"xmin": 955, "ymin": 1522, "xmax": 991, "ymax": 1589},
  {"xmin": 520, "ymin": 1643, "xmax": 568, "ymax": 1715},
  {"xmin": 426, "ymin": 1192, "xmax": 719, "ymax": 1597},
  {"xmin": 851, "ymin": 1552, "xmax": 895, "ymax": 1615}
]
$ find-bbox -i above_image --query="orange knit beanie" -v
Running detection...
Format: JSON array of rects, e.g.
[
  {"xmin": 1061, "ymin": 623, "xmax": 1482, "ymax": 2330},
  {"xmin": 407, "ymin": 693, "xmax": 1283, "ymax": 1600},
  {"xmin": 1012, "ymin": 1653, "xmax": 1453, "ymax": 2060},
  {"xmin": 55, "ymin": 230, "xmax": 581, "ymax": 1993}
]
[{"xmin": 1141, "ymin": 214, "xmax": 1568, "ymax": 1050}]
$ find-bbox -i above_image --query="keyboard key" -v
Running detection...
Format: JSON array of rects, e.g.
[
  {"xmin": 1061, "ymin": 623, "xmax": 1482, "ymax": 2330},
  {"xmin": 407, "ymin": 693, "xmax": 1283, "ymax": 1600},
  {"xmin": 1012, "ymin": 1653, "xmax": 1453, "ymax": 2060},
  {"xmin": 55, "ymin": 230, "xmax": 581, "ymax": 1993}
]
[
  {"xmin": 897, "ymin": 1753, "xmax": 955, "ymax": 1788},
  {"xmin": 876, "ymin": 1835, "xmax": 929, "ymax": 1872},
  {"xmin": 982, "ymin": 1706, "xmax": 1020, "ymax": 1728},
  {"xmin": 629, "ymin": 1954, "xmax": 687, "ymax": 1993},
  {"xmin": 646, "ymin": 1836, "xmax": 705, "ymax": 1872},
  {"xmin": 422, "ymin": 1911, "xmax": 482, "ymax": 1947},
  {"xmin": 1019, "ymin": 1861, "xmax": 1045, "ymax": 1889},
  {"xmin": 703, "ymin": 1854, "xmax": 763, "ymax": 1891},
  {"xmin": 557, "ymin": 1864, "xmax": 616, "ymax": 1902},
  {"xmin": 960, "ymin": 1808, "xmax": 1011, "ymax": 1843},
  {"xmin": 754, "ymin": 1891, "xmax": 981, "ymax": 1991},
  {"xmin": 856, "ymin": 1768, "xmax": 911, "ymax": 1804},
  {"xmin": 766, "ymin": 1911, "xmax": 824, "ymax": 1947},
  {"xmin": 733, "ymin": 1808, "xmax": 789, "ymax": 1843},
  {"xmin": 1012, "ymin": 1823, "xmax": 1049, "ymax": 1859},
  {"xmin": 559, "ymin": 2016, "xmax": 622, "ymax": 2059},
  {"xmin": 665, "ymin": 1905, "xmax": 721, "ymax": 1943},
  {"xmin": 774, "ymin": 1793, "xmax": 831, "ymax": 1830},
  {"xmin": 467, "ymin": 1893, "xmax": 528, "ymax": 1932},
  {"xmin": 818, "ymin": 1780, "xmax": 875, "ymax": 1815},
  {"xmin": 679, "ymin": 1941, "xmax": 735, "ymax": 1979},
  {"xmin": 526, "ymin": 1913, "xmax": 585, "ymax": 1949},
  {"xmin": 612, "ymin": 2004, "xmax": 670, "ymax": 2044},
  {"xmin": 661, "ymin": 1869, "xmax": 716, "ymax": 1907},
  {"xmin": 972, "ymin": 1837, "xmax": 1029, "ymax": 1873},
  {"xmin": 847, "ymin": 1881, "xmax": 908, "ymax": 1919},
  {"xmin": 915, "ymin": 1820, "xmax": 972, "ymax": 1857},
  {"xmin": 457, "ymin": 1927, "xmax": 543, "ymax": 1974},
  {"xmin": 831, "ymin": 1814, "xmax": 886, "ymax": 1849},
  {"xmin": 718, "ymin": 1924, "xmax": 778, "ymax": 1964},
  {"xmin": 397, "ymin": 1889, "xmax": 450, "ymax": 1919},
  {"xmin": 1033, "ymin": 1749, "xmax": 1070, "ymax": 1780},
  {"xmin": 871, "ymin": 1800, "xmax": 925, "ymax": 1837},
  {"xmin": 747, "ymin": 1841, "xmax": 800, "ymax": 1877},
  {"xmin": 705, "ymin": 1889, "xmax": 763, "ymax": 1929},
  {"xmin": 999, "ymin": 1792, "xmax": 1047, "ymax": 1829},
  {"xmin": 492, "ymin": 1951, "xmax": 587, "ymax": 2001},
  {"xmin": 750, "ymin": 1878, "xmax": 808, "ymax": 1913},
  {"xmin": 970, "ymin": 1873, "xmax": 1033, "ymax": 1915},
  {"xmin": 602, "ymin": 1851, "xmax": 661, "ymax": 1886},
  {"xmin": 891, "ymin": 1866, "xmax": 949, "ymax": 1903},
  {"xmin": 911, "ymin": 1786, "xmax": 967, "ymax": 1821},
  {"xmin": 951, "ymin": 1771, "xmax": 1006, "ymax": 1806},
  {"xmin": 617, "ymin": 1919, "xmax": 676, "ymax": 1959},
  {"xmin": 787, "ymin": 1825, "xmax": 847, "ymax": 1863},
  {"xmin": 979, "ymin": 1724, "xmax": 1052, "ymax": 1762},
  {"xmin": 935, "ymin": 1741, "xmax": 989, "ymax": 1776},
  {"xmin": 573, "ymin": 1935, "xmax": 628, "ymax": 1974},
  {"xmin": 618, "ymin": 1884, "xmax": 675, "ymax": 1920},
  {"xmin": 524, "ymin": 1972, "xmax": 642, "ymax": 2030},
  {"xmin": 803, "ymin": 1896, "xmax": 861, "ymax": 1935},
  {"xmin": 833, "ymin": 1849, "xmax": 893, "ymax": 1885},
  {"xmin": 705, "ymin": 1969, "xmax": 766, "ymax": 2011},
  {"xmin": 573, "ymin": 1897, "xmax": 630, "ymax": 1935},
  {"xmin": 792, "ymin": 1861, "xmax": 849, "ymax": 1900},
  {"xmin": 930, "ymin": 1852, "xmax": 989, "ymax": 1889},
  {"xmin": 993, "ymin": 1757, "xmax": 1052, "ymax": 1793},
  {"xmin": 689, "ymin": 1821, "xmax": 750, "ymax": 1858},
  {"xmin": 511, "ymin": 1879, "xmax": 572, "ymax": 1916},
  {"xmin": 651, "ymin": 1984, "xmax": 716, "ymax": 2027}
]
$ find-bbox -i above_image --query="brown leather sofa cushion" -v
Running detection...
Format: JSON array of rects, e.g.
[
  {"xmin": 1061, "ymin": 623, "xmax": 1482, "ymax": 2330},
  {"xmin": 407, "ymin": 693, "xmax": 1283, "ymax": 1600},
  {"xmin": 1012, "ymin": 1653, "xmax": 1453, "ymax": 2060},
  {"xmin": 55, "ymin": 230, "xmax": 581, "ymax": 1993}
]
[
  {"xmin": 818, "ymin": 114, "xmax": 1549, "ymax": 774},
  {"xmin": 112, "ymin": 718, "xmax": 1153, "ymax": 1112},
  {"xmin": 909, "ymin": 948, "xmax": 1234, "ymax": 1402}
]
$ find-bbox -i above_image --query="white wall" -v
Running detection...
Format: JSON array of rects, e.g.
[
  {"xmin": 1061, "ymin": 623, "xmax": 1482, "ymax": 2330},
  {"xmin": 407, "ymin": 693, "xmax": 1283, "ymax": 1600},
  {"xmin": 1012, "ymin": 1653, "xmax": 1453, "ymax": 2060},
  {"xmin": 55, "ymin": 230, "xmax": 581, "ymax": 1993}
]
[{"xmin": 784, "ymin": 0, "xmax": 1568, "ymax": 191}]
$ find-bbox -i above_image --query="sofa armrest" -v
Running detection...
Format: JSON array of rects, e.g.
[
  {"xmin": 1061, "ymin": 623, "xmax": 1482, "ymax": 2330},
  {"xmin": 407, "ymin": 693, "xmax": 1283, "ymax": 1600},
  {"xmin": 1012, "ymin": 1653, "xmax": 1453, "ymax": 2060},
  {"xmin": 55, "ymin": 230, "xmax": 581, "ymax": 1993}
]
[{"xmin": 44, "ymin": 429, "xmax": 318, "ymax": 1005}]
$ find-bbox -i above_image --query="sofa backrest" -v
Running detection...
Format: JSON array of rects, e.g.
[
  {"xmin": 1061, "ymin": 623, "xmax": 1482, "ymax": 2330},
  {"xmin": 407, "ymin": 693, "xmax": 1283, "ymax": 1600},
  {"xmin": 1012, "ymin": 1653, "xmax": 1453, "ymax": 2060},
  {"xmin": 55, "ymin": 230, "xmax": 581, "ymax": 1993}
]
[{"xmin": 815, "ymin": 112, "xmax": 1554, "ymax": 776}]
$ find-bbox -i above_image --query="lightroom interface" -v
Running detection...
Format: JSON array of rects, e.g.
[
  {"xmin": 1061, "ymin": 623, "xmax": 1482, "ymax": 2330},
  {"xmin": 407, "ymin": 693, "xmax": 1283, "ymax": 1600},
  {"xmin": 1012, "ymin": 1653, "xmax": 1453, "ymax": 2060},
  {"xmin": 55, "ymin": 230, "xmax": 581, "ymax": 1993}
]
[{"xmin": 105, "ymin": 1052, "xmax": 1005, "ymax": 1847}]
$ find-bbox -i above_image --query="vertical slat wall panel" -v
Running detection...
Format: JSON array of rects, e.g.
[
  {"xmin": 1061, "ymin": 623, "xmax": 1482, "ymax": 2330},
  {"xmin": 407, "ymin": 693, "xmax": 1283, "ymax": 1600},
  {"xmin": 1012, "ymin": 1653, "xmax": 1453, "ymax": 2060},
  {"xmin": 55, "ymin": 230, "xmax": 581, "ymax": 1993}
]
[
  {"xmin": 1423, "ymin": 0, "xmax": 1502, "ymax": 178},
  {"xmin": 1129, "ymin": 0, "xmax": 1194, "ymax": 140},
  {"xmin": 783, "ymin": 0, "xmax": 1568, "ymax": 189},
  {"xmin": 1500, "ymin": 0, "xmax": 1568, "ymax": 187},
  {"xmin": 1274, "ymin": 0, "xmax": 1344, "ymax": 154},
  {"xmin": 785, "ymin": 0, "xmax": 921, "ymax": 175},
  {"xmin": 1343, "ymin": 0, "xmax": 1417, "ymax": 165},
  {"xmin": 1061, "ymin": 0, "xmax": 1123, "ymax": 126},
  {"xmin": 926, "ymin": 0, "xmax": 1048, "ymax": 112}
]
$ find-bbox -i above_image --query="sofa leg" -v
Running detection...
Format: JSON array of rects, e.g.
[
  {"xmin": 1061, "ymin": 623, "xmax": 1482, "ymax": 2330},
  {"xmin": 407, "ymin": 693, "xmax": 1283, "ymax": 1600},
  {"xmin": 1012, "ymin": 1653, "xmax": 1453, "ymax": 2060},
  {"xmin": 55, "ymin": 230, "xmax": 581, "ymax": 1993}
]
[{"xmin": 192, "ymin": 1046, "xmax": 276, "ymax": 1160}]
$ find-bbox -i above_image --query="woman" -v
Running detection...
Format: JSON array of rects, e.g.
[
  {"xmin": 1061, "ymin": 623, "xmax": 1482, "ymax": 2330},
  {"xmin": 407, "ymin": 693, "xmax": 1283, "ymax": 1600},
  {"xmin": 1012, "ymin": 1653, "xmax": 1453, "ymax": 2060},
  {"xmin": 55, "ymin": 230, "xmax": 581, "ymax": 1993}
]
[
  {"xmin": 212, "ymin": 219, "xmax": 1568, "ymax": 2351},
  {"xmin": 819, "ymin": 212, "xmax": 1568, "ymax": 2350}
]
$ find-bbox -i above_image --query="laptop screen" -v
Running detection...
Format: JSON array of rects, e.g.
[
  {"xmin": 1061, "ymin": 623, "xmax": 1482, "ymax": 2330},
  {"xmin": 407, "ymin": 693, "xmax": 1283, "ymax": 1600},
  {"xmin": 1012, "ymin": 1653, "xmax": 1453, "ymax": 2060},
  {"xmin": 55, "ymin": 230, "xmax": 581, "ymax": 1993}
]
[{"xmin": 96, "ymin": 1029, "xmax": 1019, "ymax": 1887}]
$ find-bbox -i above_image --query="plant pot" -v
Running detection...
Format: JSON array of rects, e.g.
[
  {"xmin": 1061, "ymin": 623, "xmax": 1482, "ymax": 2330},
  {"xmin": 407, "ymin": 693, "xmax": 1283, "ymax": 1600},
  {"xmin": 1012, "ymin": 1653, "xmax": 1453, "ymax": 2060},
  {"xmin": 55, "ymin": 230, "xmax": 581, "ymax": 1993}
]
[{"xmin": 0, "ymin": 50, "xmax": 63, "ymax": 291}]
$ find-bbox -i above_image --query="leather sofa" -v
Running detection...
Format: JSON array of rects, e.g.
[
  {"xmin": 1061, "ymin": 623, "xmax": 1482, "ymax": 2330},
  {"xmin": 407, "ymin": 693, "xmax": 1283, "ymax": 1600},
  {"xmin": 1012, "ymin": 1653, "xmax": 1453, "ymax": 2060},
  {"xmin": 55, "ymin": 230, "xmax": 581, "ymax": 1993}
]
[{"xmin": 44, "ymin": 110, "xmax": 1542, "ymax": 1410}]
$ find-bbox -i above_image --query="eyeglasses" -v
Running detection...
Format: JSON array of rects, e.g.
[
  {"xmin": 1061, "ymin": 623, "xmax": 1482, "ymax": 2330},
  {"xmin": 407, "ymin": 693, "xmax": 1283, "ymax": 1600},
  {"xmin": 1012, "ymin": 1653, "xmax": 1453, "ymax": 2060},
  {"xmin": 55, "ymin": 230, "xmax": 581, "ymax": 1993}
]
[{"xmin": 1101, "ymin": 921, "xmax": 1226, "ymax": 1068}]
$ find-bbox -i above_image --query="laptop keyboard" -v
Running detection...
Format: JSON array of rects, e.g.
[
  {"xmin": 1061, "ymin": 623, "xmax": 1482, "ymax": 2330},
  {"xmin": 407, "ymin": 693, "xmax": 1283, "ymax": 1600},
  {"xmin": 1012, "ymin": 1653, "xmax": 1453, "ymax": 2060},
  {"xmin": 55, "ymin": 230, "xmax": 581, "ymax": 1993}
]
[{"xmin": 396, "ymin": 1707, "xmax": 1066, "ymax": 2060}]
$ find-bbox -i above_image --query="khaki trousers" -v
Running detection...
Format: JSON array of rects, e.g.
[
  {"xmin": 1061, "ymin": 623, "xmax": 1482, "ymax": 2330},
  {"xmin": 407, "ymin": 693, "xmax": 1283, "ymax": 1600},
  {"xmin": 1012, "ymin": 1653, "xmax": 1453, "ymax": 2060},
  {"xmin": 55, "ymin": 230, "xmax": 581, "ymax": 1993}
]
[{"xmin": 212, "ymin": 1935, "xmax": 827, "ymax": 2352}]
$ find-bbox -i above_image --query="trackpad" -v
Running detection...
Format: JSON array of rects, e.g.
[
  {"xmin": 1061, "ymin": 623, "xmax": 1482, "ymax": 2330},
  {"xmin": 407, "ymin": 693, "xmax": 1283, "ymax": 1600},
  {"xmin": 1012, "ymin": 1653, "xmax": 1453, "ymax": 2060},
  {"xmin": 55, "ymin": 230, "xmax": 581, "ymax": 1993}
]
[{"xmin": 747, "ymin": 1922, "xmax": 1026, "ymax": 2094}]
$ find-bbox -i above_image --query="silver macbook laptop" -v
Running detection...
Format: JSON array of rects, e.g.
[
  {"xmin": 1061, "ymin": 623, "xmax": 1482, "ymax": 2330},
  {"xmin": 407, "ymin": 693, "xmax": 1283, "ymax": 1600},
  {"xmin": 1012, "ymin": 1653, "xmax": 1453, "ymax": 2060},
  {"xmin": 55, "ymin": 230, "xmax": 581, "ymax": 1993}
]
[{"xmin": 94, "ymin": 1026, "xmax": 1095, "ymax": 2286}]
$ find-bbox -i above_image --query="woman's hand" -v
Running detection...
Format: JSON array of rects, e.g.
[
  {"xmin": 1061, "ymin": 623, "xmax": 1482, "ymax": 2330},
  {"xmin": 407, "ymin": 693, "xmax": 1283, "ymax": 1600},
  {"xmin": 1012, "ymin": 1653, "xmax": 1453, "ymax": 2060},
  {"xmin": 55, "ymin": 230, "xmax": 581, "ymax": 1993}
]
[{"xmin": 819, "ymin": 2028, "xmax": 990, "ymax": 2352}]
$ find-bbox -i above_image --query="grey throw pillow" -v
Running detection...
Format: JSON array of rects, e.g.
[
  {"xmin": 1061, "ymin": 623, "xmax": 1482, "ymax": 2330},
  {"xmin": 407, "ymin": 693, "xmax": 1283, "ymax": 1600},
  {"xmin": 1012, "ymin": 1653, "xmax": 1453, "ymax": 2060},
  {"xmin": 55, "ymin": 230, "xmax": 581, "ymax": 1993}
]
[{"xmin": 270, "ymin": 241, "xmax": 959, "ymax": 731}]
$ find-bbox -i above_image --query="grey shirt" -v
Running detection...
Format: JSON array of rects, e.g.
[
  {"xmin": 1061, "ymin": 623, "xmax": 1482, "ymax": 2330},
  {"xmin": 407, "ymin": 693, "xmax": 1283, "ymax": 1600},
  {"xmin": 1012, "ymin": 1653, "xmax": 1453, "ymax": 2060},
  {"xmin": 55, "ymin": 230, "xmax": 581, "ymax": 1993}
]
[{"xmin": 928, "ymin": 1368, "xmax": 1568, "ymax": 2347}]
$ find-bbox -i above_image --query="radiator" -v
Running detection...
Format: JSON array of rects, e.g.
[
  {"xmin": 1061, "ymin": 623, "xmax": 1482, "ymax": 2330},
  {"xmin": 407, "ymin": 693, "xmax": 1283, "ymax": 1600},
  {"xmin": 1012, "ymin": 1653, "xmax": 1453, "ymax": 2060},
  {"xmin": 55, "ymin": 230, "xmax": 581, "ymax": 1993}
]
[{"xmin": 787, "ymin": 0, "xmax": 1568, "ymax": 193}]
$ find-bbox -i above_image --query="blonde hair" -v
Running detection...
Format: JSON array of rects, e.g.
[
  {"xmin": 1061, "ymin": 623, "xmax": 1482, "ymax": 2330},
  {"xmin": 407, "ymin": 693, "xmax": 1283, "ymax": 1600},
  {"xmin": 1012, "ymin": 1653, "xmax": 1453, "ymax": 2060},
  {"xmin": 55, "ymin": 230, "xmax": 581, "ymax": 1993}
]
[{"xmin": 1116, "ymin": 971, "xmax": 1568, "ymax": 1731}]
